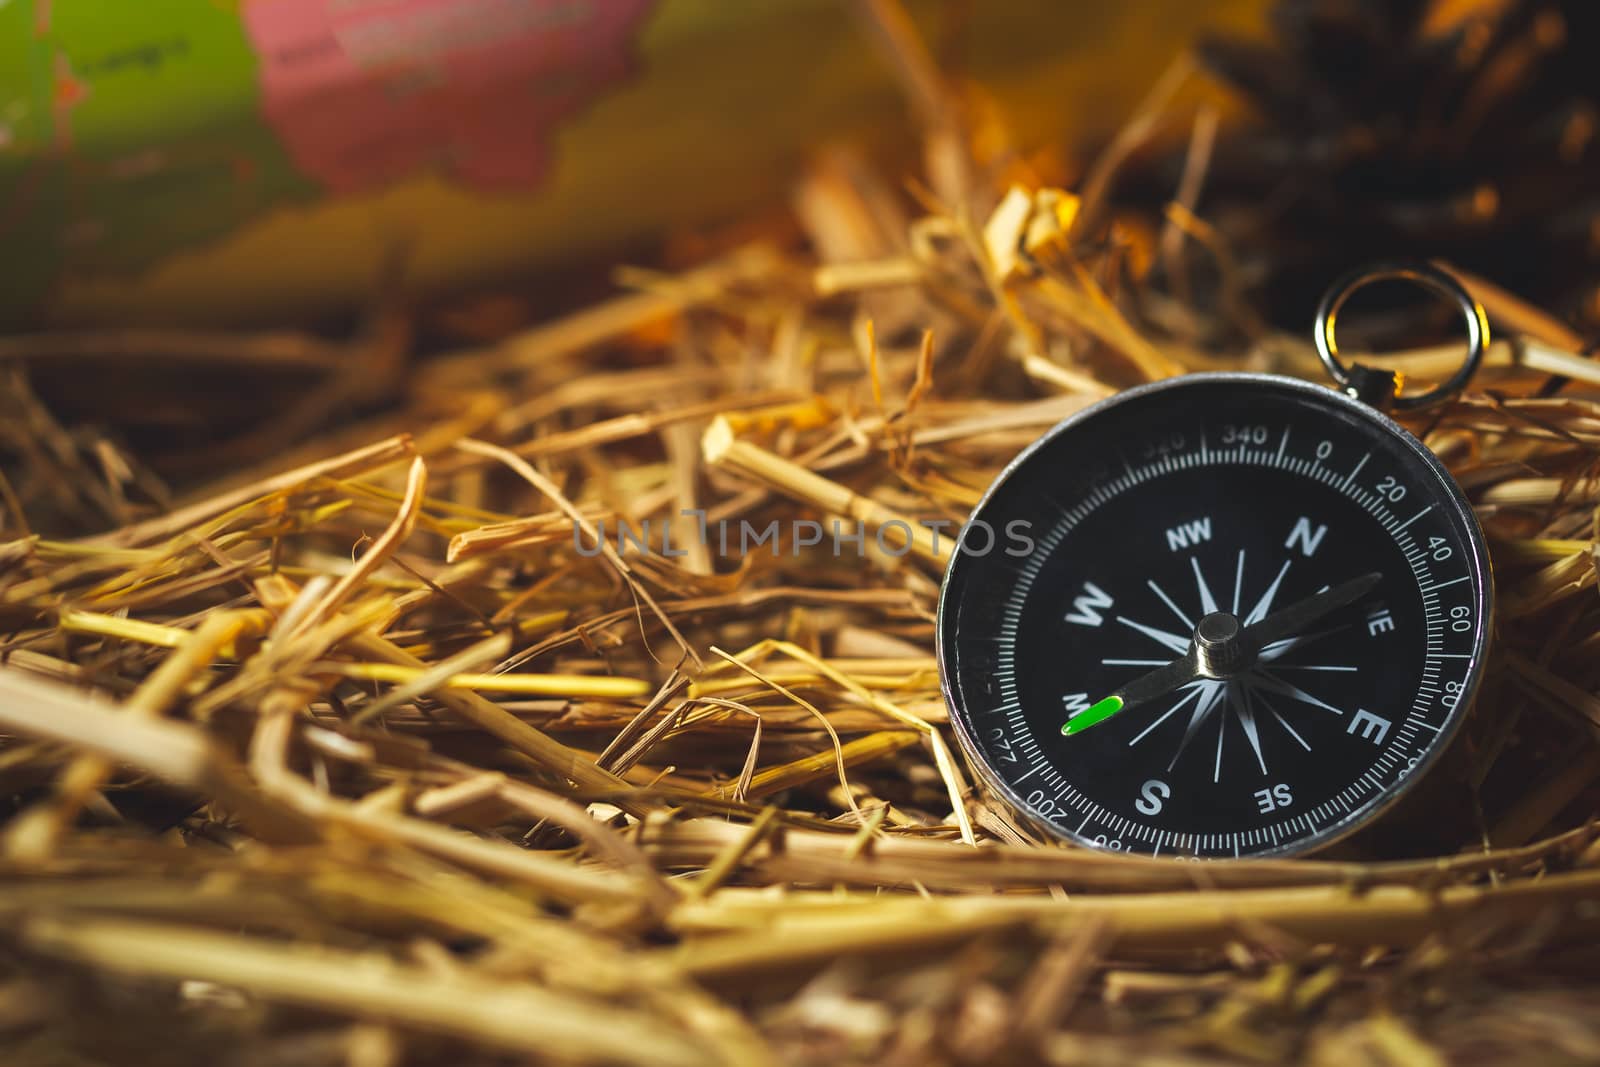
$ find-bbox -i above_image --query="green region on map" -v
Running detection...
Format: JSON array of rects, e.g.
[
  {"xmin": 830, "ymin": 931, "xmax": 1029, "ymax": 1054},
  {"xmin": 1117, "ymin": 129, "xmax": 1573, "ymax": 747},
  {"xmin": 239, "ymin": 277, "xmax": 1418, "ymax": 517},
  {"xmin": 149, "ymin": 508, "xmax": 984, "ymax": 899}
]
[{"xmin": 0, "ymin": 0, "xmax": 317, "ymax": 322}]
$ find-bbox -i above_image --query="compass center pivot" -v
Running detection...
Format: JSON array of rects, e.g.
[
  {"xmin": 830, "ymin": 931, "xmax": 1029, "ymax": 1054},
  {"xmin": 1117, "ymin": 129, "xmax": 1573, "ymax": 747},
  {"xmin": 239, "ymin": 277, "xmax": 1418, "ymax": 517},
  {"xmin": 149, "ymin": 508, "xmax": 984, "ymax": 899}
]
[{"xmin": 1194, "ymin": 612, "xmax": 1252, "ymax": 679}]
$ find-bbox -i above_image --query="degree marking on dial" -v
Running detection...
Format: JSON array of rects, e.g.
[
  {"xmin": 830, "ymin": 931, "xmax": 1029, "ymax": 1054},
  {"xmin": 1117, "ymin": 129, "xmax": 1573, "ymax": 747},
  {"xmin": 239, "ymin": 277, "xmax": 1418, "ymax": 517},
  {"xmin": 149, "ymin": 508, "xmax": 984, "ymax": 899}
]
[
  {"xmin": 1394, "ymin": 505, "xmax": 1433, "ymax": 532},
  {"xmin": 1342, "ymin": 452, "xmax": 1370, "ymax": 490},
  {"xmin": 1422, "ymin": 575, "xmax": 1471, "ymax": 592}
]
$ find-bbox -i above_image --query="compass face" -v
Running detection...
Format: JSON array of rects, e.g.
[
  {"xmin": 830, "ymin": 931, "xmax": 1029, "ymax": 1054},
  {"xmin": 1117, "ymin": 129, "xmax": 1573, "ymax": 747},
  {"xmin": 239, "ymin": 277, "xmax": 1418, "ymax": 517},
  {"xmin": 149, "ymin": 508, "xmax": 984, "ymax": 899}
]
[{"xmin": 937, "ymin": 373, "xmax": 1492, "ymax": 858}]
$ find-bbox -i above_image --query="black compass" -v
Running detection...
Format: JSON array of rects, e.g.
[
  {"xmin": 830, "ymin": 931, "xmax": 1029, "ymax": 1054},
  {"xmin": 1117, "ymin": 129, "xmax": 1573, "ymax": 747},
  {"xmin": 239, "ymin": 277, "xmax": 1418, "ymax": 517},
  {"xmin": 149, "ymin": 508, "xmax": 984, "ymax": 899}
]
[{"xmin": 937, "ymin": 263, "xmax": 1494, "ymax": 858}]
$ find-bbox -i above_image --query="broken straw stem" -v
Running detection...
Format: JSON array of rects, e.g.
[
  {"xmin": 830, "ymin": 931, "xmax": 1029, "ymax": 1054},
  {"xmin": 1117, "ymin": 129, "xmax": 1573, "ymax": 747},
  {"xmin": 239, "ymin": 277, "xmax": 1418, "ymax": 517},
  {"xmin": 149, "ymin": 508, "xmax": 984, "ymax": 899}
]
[{"xmin": 701, "ymin": 416, "xmax": 949, "ymax": 564}]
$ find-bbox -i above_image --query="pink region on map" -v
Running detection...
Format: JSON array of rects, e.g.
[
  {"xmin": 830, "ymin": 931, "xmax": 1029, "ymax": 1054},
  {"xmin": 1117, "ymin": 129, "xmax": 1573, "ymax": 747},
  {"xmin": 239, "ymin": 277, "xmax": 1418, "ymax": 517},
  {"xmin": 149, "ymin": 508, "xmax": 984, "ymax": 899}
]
[{"xmin": 242, "ymin": 0, "xmax": 656, "ymax": 193}]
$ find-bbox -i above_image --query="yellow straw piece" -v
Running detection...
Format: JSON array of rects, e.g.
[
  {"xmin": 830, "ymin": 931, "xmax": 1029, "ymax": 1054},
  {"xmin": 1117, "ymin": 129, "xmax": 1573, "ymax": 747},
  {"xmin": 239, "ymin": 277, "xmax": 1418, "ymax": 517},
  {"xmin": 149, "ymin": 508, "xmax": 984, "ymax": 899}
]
[
  {"xmin": 59, "ymin": 611, "xmax": 188, "ymax": 650},
  {"xmin": 328, "ymin": 662, "xmax": 652, "ymax": 699}
]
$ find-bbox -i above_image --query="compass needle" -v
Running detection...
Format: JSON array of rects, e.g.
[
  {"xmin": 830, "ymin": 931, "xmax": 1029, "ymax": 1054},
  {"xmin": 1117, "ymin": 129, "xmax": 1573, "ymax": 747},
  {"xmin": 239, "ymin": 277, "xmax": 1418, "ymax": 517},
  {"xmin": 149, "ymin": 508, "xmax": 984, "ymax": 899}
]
[
  {"xmin": 1062, "ymin": 694, "xmax": 1124, "ymax": 735},
  {"xmin": 1261, "ymin": 623, "xmax": 1350, "ymax": 661},
  {"xmin": 940, "ymin": 322, "xmax": 1491, "ymax": 857}
]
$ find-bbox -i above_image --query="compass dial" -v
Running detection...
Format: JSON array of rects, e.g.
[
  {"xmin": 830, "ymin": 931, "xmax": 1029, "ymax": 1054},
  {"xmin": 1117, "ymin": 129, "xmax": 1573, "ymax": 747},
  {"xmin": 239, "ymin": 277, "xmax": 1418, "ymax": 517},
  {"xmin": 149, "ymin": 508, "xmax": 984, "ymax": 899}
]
[{"xmin": 937, "ymin": 374, "xmax": 1492, "ymax": 858}]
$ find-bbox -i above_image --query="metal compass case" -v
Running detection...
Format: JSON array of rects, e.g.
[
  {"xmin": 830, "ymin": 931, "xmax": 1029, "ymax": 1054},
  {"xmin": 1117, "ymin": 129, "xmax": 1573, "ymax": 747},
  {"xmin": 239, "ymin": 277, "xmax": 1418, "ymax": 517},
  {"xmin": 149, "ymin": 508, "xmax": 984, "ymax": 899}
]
[{"xmin": 936, "ymin": 263, "xmax": 1494, "ymax": 859}]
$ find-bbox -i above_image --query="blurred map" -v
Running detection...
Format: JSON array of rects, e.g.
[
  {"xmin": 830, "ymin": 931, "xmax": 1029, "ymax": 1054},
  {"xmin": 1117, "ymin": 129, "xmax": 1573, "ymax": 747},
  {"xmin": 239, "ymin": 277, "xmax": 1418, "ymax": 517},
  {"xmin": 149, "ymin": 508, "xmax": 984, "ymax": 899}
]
[
  {"xmin": 0, "ymin": 0, "xmax": 656, "ymax": 324},
  {"xmin": 0, "ymin": 0, "xmax": 1264, "ymax": 327}
]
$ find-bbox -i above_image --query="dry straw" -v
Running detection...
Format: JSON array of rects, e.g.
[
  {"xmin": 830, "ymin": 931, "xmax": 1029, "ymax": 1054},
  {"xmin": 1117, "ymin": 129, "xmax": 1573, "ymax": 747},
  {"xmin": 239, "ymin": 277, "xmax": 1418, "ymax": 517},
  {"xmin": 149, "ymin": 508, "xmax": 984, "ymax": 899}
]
[{"xmin": 0, "ymin": 3, "xmax": 1597, "ymax": 1064}]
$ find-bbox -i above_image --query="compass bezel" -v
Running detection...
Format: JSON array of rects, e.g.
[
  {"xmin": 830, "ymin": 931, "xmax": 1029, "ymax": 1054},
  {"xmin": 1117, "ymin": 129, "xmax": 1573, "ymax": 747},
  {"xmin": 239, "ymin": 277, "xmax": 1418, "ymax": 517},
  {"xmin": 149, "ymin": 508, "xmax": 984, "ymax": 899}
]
[{"xmin": 935, "ymin": 371, "xmax": 1494, "ymax": 858}]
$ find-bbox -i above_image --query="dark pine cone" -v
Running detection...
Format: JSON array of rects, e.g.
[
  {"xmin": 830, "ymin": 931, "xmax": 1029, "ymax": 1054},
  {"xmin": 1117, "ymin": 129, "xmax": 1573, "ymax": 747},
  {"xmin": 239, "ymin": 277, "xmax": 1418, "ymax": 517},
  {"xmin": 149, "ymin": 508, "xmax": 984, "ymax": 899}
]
[{"xmin": 1160, "ymin": 0, "xmax": 1600, "ymax": 338}]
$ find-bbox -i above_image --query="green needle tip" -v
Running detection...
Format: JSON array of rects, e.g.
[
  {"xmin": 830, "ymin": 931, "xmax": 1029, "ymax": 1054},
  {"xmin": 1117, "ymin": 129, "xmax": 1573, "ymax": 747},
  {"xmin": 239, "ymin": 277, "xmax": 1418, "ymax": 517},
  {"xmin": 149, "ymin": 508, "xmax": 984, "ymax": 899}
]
[{"xmin": 1062, "ymin": 695, "xmax": 1123, "ymax": 736}]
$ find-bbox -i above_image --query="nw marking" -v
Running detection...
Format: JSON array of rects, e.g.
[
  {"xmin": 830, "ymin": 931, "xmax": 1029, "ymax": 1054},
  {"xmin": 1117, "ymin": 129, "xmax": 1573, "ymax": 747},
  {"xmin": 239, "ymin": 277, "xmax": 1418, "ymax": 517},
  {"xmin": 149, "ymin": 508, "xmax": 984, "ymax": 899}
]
[{"xmin": 1166, "ymin": 517, "xmax": 1213, "ymax": 551}]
